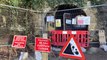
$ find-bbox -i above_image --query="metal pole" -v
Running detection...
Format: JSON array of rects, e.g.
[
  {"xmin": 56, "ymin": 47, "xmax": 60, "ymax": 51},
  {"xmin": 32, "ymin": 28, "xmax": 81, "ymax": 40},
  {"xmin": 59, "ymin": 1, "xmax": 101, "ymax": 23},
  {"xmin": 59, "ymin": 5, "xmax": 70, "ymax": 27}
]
[
  {"xmin": 63, "ymin": 13, "xmax": 66, "ymax": 30},
  {"xmin": 42, "ymin": 12, "xmax": 46, "ymax": 33}
]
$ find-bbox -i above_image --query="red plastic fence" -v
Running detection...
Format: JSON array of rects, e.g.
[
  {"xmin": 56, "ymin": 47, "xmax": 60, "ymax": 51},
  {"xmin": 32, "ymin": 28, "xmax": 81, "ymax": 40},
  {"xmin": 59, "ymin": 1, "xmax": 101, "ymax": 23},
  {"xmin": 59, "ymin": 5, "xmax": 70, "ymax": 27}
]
[{"xmin": 49, "ymin": 30, "xmax": 90, "ymax": 47}]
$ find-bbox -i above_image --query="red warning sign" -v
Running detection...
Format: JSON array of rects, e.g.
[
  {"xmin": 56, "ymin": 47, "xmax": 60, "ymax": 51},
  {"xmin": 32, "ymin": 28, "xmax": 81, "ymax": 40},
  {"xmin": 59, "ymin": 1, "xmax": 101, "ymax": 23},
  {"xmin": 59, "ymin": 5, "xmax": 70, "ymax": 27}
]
[
  {"xmin": 59, "ymin": 35, "xmax": 85, "ymax": 60},
  {"xmin": 12, "ymin": 35, "xmax": 27, "ymax": 48},
  {"xmin": 35, "ymin": 37, "xmax": 51, "ymax": 52}
]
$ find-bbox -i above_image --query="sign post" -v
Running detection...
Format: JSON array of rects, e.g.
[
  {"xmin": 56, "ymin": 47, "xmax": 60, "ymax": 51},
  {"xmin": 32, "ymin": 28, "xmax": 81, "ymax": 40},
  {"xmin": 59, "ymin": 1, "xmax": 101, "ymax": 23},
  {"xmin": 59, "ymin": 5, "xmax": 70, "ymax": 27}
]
[
  {"xmin": 12, "ymin": 35, "xmax": 28, "ymax": 60},
  {"xmin": 42, "ymin": 33, "xmax": 49, "ymax": 60},
  {"xmin": 35, "ymin": 33, "xmax": 50, "ymax": 60}
]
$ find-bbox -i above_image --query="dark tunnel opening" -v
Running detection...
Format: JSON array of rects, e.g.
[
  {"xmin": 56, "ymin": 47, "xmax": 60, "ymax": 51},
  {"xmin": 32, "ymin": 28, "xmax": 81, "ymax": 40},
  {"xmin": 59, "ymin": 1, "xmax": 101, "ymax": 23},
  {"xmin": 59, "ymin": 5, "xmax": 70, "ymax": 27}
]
[
  {"xmin": 55, "ymin": 4, "xmax": 88, "ymax": 30},
  {"xmin": 45, "ymin": 4, "xmax": 88, "ymax": 31}
]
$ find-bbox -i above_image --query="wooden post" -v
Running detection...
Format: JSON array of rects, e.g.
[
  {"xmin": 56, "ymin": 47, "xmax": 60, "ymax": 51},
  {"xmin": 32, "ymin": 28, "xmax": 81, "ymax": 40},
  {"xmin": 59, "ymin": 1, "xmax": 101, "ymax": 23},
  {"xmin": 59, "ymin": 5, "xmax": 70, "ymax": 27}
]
[
  {"xmin": 42, "ymin": 33, "xmax": 48, "ymax": 60},
  {"xmin": 99, "ymin": 30, "xmax": 106, "ymax": 45}
]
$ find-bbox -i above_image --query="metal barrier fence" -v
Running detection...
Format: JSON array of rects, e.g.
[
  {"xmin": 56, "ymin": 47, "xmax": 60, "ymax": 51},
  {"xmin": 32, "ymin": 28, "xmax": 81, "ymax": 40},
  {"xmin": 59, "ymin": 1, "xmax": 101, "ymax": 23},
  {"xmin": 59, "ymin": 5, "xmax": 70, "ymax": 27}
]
[{"xmin": 49, "ymin": 30, "xmax": 90, "ymax": 47}]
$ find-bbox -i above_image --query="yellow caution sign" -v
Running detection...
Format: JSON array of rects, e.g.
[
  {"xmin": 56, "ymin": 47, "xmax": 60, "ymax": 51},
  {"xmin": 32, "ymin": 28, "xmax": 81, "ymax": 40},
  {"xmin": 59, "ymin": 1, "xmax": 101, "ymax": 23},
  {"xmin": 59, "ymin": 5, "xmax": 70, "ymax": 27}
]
[{"xmin": 56, "ymin": 19, "xmax": 61, "ymax": 27}]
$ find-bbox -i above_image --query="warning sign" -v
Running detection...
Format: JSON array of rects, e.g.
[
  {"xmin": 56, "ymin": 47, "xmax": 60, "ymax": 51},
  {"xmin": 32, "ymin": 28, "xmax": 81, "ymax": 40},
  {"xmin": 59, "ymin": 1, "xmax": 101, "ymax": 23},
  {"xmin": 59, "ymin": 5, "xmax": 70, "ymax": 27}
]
[
  {"xmin": 59, "ymin": 36, "xmax": 85, "ymax": 60},
  {"xmin": 35, "ymin": 38, "xmax": 51, "ymax": 52},
  {"xmin": 66, "ymin": 19, "xmax": 71, "ymax": 24},
  {"xmin": 77, "ymin": 16, "xmax": 90, "ymax": 25},
  {"xmin": 12, "ymin": 35, "xmax": 27, "ymax": 48},
  {"xmin": 55, "ymin": 19, "xmax": 61, "ymax": 27},
  {"xmin": 46, "ymin": 16, "xmax": 54, "ymax": 22}
]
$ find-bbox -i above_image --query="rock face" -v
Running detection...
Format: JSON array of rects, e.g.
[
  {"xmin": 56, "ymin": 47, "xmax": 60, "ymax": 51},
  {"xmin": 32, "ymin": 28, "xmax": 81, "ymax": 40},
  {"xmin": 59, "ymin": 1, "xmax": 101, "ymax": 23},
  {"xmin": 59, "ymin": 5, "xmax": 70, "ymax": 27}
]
[
  {"xmin": 84, "ymin": 3, "xmax": 107, "ymax": 42},
  {"xmin": 97, "ymin": 5, "xmax": 107, "ymax": 39},
  {"xmin": 0, "ymin": 6, "xmax": 43, "ymax": 37}
]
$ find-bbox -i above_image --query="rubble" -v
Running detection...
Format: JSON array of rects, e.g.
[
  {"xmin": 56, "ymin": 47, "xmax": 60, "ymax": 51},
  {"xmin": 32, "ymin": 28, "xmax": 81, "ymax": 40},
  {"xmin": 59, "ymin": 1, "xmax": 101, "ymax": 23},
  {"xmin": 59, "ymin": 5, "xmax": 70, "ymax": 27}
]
[
  {"xmin": 100, "ymin": 45, "xmax": 107, "ymax": 52},
  {"xmin": 81, "ymin": 47, "xmax": 86, "ymax": 53},
  {"xmin": 19, "ymin": 52, "xmax": 28, "ymax": 60},
  {"xmin": 0, "ymin": 46, "xmax": 17, "ymax": 60}
]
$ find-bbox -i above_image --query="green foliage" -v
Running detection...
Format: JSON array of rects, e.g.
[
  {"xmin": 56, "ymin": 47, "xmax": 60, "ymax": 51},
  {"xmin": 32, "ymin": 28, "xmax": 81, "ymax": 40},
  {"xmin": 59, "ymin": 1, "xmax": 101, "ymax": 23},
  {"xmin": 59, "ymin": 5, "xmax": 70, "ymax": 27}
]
[
  {"xmin": 9, "ymin": 0, "xmax": 21, "ymax": 6},
  {"xmin": 32, "ymin": 0, "xmax": 46, "ymax": 10},
  {"xmin": 0, "ymin": 0, "xmax": 9, "ymax": 4},
  {"xmin": 0, "ymin": 0, "xmax": 106, "ymax": 10},
  {"xmin": 90, "ymin": 0, "xmax": 105, "ymax": 5},
  {"xmin": 21, "ymin": 0, "xmax": 33, "ymax": 8},
  {"xmin": 0, "ymin": 0, "xmax": 21, "ymax": 6},
  {"xmin": 20, "ymin": 0, "xmax": 47, "ymax": 10}
]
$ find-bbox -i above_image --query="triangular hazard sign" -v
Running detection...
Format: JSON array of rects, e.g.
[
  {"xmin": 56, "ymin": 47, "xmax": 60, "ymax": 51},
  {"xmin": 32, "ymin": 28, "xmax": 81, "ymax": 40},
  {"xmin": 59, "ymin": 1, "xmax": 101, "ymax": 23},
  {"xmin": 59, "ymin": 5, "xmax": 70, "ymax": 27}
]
[{"xmin": 59, "ymin": 35, "xmax": 85, "ymax": 60}]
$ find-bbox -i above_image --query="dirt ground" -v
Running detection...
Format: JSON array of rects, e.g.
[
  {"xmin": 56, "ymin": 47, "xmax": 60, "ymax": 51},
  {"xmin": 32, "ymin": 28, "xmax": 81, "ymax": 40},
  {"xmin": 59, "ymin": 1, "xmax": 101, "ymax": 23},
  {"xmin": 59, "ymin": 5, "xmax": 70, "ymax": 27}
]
[
  {"xmin": 0, "ymin": 46, "xmax": 107, "ymax": 60},
  {"xmin": 48, "ymin": 47, "xmax": 107, "ymax": 60}
]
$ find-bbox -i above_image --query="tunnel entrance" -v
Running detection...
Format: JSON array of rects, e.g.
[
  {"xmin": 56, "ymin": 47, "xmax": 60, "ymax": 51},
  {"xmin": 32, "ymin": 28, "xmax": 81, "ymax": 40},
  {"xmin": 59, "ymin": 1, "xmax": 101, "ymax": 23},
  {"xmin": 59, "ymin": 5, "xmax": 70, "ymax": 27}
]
[
  {"xmin": 46, "ymin": 4, "xmax": 89, "ymax": 47},
  {"xmin": 46, "ymin": 4, "xmax": 88, "ymax": 31}
]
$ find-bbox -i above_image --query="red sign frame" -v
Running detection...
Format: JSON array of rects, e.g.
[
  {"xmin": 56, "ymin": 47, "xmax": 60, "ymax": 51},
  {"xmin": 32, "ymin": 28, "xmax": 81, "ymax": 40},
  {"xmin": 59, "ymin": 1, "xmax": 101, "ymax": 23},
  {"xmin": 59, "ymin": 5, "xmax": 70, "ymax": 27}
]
[
  {"xmin": 59, "ymin": 35, "xmax": 85, "ymax": 60},
  {"xmin": 12, "ymin": 35, "xmax": 27, "ymax": 48},
  {"xmin": 35, "ymin": 37, "xmax": 51, "ymax": 52}
]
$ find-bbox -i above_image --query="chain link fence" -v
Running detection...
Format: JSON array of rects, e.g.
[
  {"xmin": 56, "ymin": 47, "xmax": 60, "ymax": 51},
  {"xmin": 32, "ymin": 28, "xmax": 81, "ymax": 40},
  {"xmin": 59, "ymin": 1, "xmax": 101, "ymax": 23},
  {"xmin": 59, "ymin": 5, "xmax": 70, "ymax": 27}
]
[{"xmin": 0, "ymin": 5, "xmax": 45, "ymax": 60}]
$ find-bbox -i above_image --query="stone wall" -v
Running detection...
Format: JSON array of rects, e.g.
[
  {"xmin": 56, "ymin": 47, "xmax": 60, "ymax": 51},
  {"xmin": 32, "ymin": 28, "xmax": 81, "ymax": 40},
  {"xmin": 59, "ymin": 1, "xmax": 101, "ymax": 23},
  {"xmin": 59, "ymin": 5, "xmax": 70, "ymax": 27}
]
[
  {"xmin": 0, "ymin": 3, "xmax": 107, "ymax": 42},
  {"xmin": 0, "ymin": 6, "xmax": 44, "ymax": 40},
  {"xmin": 84, "ymin": 3, "xmax": 107, "ymax": 42}
]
